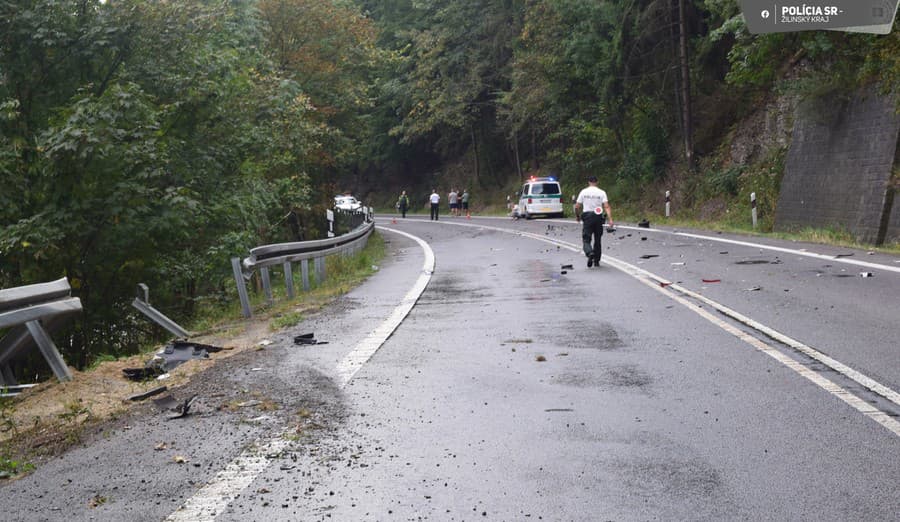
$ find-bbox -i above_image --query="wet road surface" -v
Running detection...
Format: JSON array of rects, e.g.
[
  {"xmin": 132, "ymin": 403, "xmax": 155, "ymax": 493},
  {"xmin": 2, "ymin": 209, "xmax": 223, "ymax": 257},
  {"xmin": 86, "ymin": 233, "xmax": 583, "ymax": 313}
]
[{"xmin": 1, "ymin": 215, "xmax": 898, "ymax": 521}]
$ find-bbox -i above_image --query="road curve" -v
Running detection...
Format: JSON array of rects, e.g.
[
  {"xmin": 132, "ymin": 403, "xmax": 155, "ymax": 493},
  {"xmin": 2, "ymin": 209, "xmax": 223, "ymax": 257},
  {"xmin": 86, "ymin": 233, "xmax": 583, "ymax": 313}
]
[{"xmin": 1, "ymin": 216, "xmax": 897, "ymax": 521}]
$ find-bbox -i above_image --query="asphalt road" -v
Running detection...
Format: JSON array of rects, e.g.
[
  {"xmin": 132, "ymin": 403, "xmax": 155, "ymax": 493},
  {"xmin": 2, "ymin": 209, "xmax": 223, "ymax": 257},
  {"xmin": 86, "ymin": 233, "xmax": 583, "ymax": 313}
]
[{"xmin": 1, "ymin": 215, "xmax": 898, "ymax": 521}]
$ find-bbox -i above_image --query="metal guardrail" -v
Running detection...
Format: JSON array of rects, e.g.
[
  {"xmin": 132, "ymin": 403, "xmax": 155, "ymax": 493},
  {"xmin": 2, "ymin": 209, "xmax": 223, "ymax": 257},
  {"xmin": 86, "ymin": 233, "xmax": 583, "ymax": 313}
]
[
  {"xmin": 232, "ymin": 208, "xmax": 375, "ymax": 318},
  {"xmin": 131, "ymin": 283, "xmax": 191, "ymax": 339},
  {"xmin": 0, "ymin": 278, "xmax": 81, "ymax": 386}
]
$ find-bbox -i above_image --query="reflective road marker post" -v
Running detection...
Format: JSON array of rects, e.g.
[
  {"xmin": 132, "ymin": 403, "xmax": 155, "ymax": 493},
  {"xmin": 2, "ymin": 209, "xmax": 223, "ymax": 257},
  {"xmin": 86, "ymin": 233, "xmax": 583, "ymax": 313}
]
[{"xmin": 751, "ymin": 192, "xmax": 758, "ymax": 229}]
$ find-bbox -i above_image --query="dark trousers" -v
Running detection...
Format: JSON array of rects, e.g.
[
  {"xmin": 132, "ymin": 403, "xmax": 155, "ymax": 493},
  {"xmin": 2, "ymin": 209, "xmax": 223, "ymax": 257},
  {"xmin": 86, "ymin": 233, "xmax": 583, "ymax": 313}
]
[
  {"xmin": 430, "ymin": 203, "xmax": 439, "ymax": 220},
  {"xmin": 400, "ymin": 204, "xmax": 407, "ymax": 218},
  {"xmin": 581, "ymin": 212, "xmax": 605, "ymax": 259}
]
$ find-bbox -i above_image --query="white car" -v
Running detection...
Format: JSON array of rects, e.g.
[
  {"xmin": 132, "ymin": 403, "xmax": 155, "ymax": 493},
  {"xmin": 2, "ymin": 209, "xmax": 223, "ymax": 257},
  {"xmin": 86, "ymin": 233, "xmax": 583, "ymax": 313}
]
[{"xmin": 334, "ymin": 195, "xmax": 362, "ymax": 211}]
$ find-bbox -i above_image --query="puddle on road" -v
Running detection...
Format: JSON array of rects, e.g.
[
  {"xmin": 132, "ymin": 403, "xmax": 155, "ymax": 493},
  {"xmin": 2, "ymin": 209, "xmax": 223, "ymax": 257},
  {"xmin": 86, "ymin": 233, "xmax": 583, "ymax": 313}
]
[
  {"xmin": 420, "ymin": 273, "xmax": 492, "ymax": 302},
  {"xmin": 551, "ymin": 364, "xmax": 652, "ymax": 390},
  {"xmin": 547, "ymin": 321, "xmax": 626, "ymax": 352}
]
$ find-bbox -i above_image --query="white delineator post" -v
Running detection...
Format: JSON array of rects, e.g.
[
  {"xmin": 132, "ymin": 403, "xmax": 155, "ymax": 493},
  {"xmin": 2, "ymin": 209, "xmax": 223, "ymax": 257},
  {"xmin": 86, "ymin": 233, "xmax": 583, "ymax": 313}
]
[
  {"xmin": 751, "ymin": 192, "xmax": 758, "ymax": 229},
  {"xmin": 665, "ymin": 190, "xmax": 671, "ymax": 218}
]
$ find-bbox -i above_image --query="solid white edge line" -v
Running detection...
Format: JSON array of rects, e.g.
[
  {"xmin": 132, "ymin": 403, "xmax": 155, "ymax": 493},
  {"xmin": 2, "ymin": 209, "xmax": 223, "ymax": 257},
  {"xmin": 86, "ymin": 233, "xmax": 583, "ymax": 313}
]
[
  {"xmin": 166, "ymin": 227, "xmax": 435, "ymax": 521},
  {"xmin": 429, "ymin": 219, "xmax": 900, "ymax": 437},
  {"xmin": 462, "ymin": 216, "xmax": 900, "ymax": 274}
]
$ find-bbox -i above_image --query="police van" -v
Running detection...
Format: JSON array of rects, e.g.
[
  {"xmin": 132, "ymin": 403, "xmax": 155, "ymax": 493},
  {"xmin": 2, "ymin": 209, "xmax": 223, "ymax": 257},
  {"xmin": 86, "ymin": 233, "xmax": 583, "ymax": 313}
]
[{"xmin": 516, "ymin": 177, "xmax": 564, "ymax": 219}]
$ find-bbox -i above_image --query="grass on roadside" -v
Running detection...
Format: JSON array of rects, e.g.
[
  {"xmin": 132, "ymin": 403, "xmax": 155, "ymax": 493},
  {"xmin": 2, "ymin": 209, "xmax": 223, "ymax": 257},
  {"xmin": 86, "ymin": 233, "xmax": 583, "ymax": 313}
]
[
  {"xmin": 618, "ymin": 210, "xmax": 900, "ymax": 255},
  {"xmin": 181, "ymin": 231, "xmax": 387, "ymax": 334}
]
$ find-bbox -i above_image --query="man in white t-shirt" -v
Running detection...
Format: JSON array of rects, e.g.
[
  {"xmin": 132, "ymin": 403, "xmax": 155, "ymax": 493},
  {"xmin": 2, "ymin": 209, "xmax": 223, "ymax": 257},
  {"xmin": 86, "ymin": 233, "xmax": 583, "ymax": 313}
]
[
  {"xmin": 574, "ymin": 176, "xmax": 614, "ymax": 267},
  {"xmin": 429, "ymin": 189, "xmax": 441, "ymax": 221}
]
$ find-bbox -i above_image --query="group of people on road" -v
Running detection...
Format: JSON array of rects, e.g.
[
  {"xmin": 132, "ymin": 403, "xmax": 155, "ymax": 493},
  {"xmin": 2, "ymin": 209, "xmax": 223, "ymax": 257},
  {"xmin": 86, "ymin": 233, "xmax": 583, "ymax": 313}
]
[
  {"xmin": 395, "ymin": 176, "xmax": 613, "ymax": 269},
  {"xmin": 396, "ymin": 188, "xmax": 470, "ymax": 221}
]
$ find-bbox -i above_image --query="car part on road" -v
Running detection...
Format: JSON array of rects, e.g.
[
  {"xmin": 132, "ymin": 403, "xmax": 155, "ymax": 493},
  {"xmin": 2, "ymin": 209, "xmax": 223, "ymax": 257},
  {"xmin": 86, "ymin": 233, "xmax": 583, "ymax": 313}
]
[
  {"xmin": 702, "ymin": 279, "xmax": 722, "ymax": 283},
  {"xmin": 122, "ymin": 341, "xmax": 222, "ymax": 381}
]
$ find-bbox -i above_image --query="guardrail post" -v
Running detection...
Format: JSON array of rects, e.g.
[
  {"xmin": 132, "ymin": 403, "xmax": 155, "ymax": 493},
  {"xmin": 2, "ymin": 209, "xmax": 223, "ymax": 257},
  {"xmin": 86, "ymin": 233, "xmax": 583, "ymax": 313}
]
[
  {"xmin": 261, "ymin": 267, "xmax": 273, "ymax": 304},
  {"xmin": 283, "ymin": 261, "xmax": 295, "ymax": 299},
  {"xmin": 25, "ymin": 321, "xmax": 72, "ymax": 382},
  {"xmin": 665, "ymin": 190, "xmax": 671, "ymax": 218},
  {"xmin": 231, "ymin": 257, "xmax": 252, "ymax": 318},
  {"xmin": 314, "ymin": 256, "xmax": 325, "ymax": 284},
  {"xmin": 301, "ymin": 259, "xmax": 311, "ymax": 291}
]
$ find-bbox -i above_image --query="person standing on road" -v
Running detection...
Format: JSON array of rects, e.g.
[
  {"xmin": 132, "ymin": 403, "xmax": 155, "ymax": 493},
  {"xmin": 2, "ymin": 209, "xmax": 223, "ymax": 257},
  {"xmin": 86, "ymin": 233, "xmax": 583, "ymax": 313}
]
[
  {"xmin": 397, "ymin": 190, "xmax": 410, "ymax": 218},
  {"xmin": 574, "ymin": 175, "xmax": 613, "ymax": 267},
  {"xmin": 461, "ymin": 188, "xmax": 470, "ymax": 218},
  {"xmin": 448, "ymin": 188, "xmax": 459, "ymax": 217},
  {"xmin": 429, "ymin": 189, "xmax": 440, "ymax": 221}
]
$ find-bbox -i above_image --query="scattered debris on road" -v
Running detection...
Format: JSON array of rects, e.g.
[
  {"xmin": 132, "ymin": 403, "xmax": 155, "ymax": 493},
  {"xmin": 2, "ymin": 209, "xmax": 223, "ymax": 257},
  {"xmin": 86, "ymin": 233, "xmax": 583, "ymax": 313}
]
[
  {"xmin": 859, "ymin": 272, "xmax": 874, "ymax": 278},
  {"xmin": 834, "ymin": 253, "xmax": 854, "ymax": 258},
  {"xmin": 744, "ymin": 286, "xmax": 762, "ymax": 292},
  {"xmin": 640, "ymin": 254, "xmax": 659, "ymax": 259},
  {"xmin": 638, "ymin": 219, "xmax": 650, "ymax": 228},
  {"xmin": 702, "ymin": 279, "xmax": 721, "ymax": 283},
  {"xmin": 535, "ymin": 355, "xmax": 546, "ymax": 362},
  {"xmin": 561, "ymin": 264, "xmax": 574, "ymax": 270}
]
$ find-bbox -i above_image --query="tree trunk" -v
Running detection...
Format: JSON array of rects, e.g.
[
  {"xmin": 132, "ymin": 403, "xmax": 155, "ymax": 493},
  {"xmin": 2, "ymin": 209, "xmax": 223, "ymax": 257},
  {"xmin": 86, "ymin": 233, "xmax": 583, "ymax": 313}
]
[
  {"xmin": 678, "ymin": 0, "xmax": 694, "ymax": 170},
  {"xmin": 513, "ymin": 129, "xmax": 523, "ymax": 181},
  {"xmin": 471, "ymin": 125, "xmax": 480, "ymax": 185}
]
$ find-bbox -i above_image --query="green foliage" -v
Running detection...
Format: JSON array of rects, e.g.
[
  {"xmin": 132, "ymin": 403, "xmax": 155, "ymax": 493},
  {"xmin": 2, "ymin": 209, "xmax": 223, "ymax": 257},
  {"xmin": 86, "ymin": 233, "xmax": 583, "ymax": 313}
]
[{"xmin": 0, "ymin": 0, "xmax": 386, "ymax": 371}]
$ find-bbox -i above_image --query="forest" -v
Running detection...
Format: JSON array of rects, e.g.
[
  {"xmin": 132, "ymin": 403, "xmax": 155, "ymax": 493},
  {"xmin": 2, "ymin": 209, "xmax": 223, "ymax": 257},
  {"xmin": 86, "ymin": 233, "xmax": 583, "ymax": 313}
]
[{"xmin": 1, "ymin": 0, "xmax": 898, "ymax": 368}]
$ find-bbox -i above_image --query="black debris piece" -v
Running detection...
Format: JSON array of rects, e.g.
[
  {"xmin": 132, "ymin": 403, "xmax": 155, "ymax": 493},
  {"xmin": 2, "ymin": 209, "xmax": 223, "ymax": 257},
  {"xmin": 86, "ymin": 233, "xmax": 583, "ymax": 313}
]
[
  {"xmin": 171, "ymin": 340, "xmax": 224, "ymax": 354},
  {"xmin": 834, "ymin": 253, "xmax": 855, "ymax": 258},
  {"xmin": 127, "ymin": 386, "xmax": 168, "ymax": 402},
  {"xmin": 641, "ymin": 237, "xmax": 648, "ymax": 241},
  {"xmin": 638, "ymin": 219, "xmax": 650, "ymax": 228},
  {"xmin": 640, "ymin": 254, "xmax": 660, "ymax": 259},
  {"xmin": 122, "ymin": 365, "xmax": 164, "ymax": 381},
  {"xmin": 719, "ymin": 252, "xmax": 729, "ymax": 255},
  {"xmin": 560, "ymin": 271, "xmax": 568, "ymax": 275},
  {"xmin": 294, "ymin": 333, "xmax": 328, "ymax": 345},
  {"xmin": 561, "ymin": 264, "xmax": 574, "ymax": 270}
]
